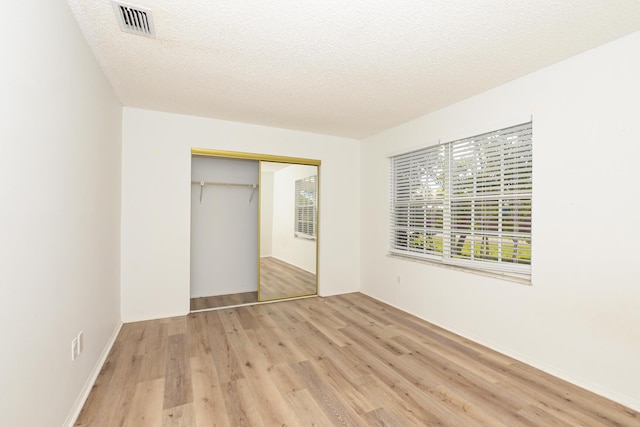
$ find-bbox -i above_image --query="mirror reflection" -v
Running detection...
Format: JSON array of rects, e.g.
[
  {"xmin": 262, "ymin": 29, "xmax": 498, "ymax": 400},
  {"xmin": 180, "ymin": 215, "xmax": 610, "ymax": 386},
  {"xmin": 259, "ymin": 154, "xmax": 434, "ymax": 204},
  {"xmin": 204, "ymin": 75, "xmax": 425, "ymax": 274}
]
[{"xmin": 259, "ymin": 162, "xmax": 318, "ymax": 301}]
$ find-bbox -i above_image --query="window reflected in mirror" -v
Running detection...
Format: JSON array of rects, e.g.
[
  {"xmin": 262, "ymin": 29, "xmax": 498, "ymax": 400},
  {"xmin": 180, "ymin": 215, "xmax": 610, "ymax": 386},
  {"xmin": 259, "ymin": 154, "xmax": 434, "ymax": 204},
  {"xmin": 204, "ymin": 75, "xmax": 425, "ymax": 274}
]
[{"xmin": 295, "ymin": 175, "xmax": 317, "ymax": 239}]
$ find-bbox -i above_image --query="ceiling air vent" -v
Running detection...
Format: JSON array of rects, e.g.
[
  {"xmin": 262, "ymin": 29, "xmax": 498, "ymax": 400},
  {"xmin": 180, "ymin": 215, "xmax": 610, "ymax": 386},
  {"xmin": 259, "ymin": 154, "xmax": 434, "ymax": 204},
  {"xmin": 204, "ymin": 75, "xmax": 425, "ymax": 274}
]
[{"xmin": 112, "ymin": 1, "xmax": 155, "ymax": 38}]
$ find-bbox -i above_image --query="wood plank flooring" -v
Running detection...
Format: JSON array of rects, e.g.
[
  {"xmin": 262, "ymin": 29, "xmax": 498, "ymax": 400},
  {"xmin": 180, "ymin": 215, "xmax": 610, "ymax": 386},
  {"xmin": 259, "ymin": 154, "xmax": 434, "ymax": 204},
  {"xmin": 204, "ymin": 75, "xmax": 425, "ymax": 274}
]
[
  {"xmin": 191, "ymin": 291, "xmax": 258, "ymax": 310},
  {"xmin": 259, "ymin": 257, "xmax": 316, "ymax": 300},
  {"xmin": 75, "ymin": 293, "xmax": 639, "ymax": 426},
  {"xmin": 190, "ymin": 257, "xmax": 316, "ymax": 311}
]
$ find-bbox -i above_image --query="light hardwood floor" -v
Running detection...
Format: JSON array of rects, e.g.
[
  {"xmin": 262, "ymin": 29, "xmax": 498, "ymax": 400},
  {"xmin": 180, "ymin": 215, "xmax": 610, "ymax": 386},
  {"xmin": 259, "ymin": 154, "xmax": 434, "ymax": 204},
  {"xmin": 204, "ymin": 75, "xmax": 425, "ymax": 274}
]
[
  {"xmin": 75, "ymin": 293, "xmax": 639, "ymax": 426},
  {"xmin": 259, "ymin": 256, "xmax": 316, "ymax": 300},
  {"xmin": 190, "ymin": 257, "xmax": 316, "ymax": 311},
  {"xmin": 191, "ymin": 291, "xmax": 258, "ymax": 311}
]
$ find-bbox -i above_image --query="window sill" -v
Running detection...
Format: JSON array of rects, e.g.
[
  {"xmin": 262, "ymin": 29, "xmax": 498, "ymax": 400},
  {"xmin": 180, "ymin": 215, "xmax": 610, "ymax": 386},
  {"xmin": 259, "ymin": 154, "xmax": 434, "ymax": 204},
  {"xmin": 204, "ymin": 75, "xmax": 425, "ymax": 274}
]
[
  {"xmin": 386, "ymin": 253, "xmax": 532, "ymax": 286},
  {"xmin": 294, "ymin": 234, "xmax": 316, "ymax": 241}
]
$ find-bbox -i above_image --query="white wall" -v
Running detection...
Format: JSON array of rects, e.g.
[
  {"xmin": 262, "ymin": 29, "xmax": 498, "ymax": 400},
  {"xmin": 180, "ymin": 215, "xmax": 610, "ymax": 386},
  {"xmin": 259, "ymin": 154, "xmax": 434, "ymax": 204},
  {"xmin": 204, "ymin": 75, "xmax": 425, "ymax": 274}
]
[
  {"xmin": 190, "ymin": 156, "xmax": 259, "ymax": 297},
  {"xmin": 360, "ymin": 31, "xmax": 640, "ymax": 411},
  {"xmin": 272, "ymin": 164, "xmax": 318, "ymax": 273},
  {"xmin": 121, "ymin": 108, "xmax": 361, "ymax": 321},
  {"xmin": 260, "ymin": 171, "xmax": 275, "ymax": 257},
  {"xmin": 0, "ymin": 2, "xmax": 122, "ymax": 426}
]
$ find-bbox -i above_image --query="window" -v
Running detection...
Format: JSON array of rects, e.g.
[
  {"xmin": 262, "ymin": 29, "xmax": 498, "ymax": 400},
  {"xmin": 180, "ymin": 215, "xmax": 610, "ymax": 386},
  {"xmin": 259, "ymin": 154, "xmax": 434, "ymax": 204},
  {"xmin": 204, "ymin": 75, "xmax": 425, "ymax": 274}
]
[
  {"xmin": 295, "ymin": 175, "xmax": 317, "ymax": 239},
  {"xmin": 390, "ymin": 122, "xmax": 532, "ymax": 277}
]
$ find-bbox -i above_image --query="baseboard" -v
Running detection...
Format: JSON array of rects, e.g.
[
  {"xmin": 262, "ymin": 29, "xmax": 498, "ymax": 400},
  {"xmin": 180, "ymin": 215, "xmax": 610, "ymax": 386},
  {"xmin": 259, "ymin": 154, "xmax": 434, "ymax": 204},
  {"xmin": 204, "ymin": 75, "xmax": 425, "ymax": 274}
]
[
  {"xmin": 359, "ymin": 291, "xmax": 640, "ymax": 413},
  {"xmin": 432, "ymin": 320, "xmax": 640, "ymax": 412},
  {"xmin": 122, "ymin": 310, "xmax": 189, "ymax": 323},
  {"xmin": 63, "ymin": 321, "xmax": 123, "ymax": 427}
]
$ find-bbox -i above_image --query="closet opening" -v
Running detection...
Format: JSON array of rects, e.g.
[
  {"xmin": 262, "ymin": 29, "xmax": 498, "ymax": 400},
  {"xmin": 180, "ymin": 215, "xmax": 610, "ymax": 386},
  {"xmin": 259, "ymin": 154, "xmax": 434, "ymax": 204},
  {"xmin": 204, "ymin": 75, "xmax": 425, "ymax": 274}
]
[{"xmin": 190, "ymin": 149, "xmax": 320, "ymax": 311}]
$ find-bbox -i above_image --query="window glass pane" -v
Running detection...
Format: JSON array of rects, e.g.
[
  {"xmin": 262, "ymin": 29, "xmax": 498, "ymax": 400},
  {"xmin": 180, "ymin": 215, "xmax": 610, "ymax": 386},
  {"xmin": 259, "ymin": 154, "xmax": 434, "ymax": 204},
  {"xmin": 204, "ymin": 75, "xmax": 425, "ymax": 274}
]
[
  {"xmin": 390, "ymin": 121, "xmax": 532, "ymax": 277},
  {"xmin": 295, "ymin": 175, "xmax": 317, "ymax": 238}
]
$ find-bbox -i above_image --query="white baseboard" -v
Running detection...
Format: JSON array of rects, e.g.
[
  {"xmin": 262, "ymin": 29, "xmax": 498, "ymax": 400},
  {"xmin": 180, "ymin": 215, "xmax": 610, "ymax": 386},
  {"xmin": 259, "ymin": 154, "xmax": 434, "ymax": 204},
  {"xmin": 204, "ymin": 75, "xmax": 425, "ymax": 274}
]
[
  {"xmin": 63, "ymin": 321, "xmax": 123, "ymax": 427},
  {"xmin": 359, "ymin": 291, "xmax": 640, "ymax": 413}
]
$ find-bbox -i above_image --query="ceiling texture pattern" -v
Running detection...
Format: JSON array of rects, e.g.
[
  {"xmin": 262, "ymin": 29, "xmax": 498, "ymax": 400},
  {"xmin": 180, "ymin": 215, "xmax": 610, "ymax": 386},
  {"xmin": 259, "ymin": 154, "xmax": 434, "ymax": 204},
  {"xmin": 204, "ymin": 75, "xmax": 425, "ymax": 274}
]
[{"xmin": 67, "ymin": 0, "xmax": 640, "ymax": 138}]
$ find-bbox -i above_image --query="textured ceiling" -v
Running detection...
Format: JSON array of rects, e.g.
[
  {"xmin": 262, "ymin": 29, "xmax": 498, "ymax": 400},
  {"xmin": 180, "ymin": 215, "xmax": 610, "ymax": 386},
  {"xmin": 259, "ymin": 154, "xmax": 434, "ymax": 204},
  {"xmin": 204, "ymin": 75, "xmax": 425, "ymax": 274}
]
[{"xmin": 67, "ymin": 0, "xmax": 640, "ymax": 138}]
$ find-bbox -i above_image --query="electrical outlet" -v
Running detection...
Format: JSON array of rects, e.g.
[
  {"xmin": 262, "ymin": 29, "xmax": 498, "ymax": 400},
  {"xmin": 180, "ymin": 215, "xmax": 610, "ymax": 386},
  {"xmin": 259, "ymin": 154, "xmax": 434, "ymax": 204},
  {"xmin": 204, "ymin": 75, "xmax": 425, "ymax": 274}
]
[
  {"xmin": 71, "ymin": 331, "xmax": 84, "ymax": 361},
  {"xmin": 71, "ymin": 337, "xmax": 79, "ymax": 361},
  {"xmin": 396, "ymin": 274, "xmax": 402, "ymax": 284},
  {"xmin": 78, "ymin": 331, "xmax": 84, "ymax": 354}
]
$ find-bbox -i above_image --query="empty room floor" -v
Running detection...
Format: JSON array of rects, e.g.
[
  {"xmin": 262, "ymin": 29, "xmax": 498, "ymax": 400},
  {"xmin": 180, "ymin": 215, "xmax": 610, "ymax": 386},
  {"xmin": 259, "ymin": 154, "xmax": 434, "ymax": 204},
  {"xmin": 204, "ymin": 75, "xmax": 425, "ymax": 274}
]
[{"xmin": 75, "ymin": 293, "xmax": 639, "ymax": 426}]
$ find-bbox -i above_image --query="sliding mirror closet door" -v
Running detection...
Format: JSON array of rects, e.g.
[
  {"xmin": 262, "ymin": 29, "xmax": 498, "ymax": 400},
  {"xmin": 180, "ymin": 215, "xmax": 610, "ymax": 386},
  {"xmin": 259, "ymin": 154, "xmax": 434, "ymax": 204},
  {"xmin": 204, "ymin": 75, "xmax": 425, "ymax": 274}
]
[{"xmin": 259, "ymin": 162, "xmax": 318, "ymax": 301}]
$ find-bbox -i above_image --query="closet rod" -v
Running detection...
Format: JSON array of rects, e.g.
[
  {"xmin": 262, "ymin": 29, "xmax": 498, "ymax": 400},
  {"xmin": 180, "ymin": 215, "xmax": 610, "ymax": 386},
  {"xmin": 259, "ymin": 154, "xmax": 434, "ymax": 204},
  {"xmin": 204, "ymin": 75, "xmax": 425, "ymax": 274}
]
[{"xmin": 191, "ymin": 180, "xmax": 258, "ymax": 188}]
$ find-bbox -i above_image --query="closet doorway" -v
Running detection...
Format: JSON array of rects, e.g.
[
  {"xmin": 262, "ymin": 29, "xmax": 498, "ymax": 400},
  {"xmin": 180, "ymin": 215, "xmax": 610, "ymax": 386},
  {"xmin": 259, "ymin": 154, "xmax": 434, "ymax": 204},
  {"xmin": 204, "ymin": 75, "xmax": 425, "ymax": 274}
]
[
  {"xmin": 190, "ymin": 156, "xmax": 259, "ymax": 310},
  {"xmin": 189, "ymin": 149, "xmax": 320, "ymax": 311}
]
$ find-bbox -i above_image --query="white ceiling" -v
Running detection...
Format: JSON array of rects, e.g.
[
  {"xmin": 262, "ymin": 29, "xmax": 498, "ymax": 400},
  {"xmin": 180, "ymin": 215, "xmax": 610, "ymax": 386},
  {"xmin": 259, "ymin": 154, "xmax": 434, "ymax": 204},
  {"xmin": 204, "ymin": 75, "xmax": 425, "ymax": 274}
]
[{"xmin": 67, "ymin": 1, "xmax": 640, "ymax": 138}]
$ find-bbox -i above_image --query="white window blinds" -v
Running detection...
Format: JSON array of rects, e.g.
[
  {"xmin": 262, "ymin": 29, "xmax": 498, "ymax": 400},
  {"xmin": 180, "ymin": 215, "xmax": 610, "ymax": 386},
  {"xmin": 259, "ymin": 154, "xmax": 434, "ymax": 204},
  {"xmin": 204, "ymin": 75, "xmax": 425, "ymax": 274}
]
[
  {"xmin": 390, "ymin": 122, "xmax": 532, "ymax": 277},
  {"xmin": 295, "ymin": 175, "xmax": 317, "ymax": 239}
]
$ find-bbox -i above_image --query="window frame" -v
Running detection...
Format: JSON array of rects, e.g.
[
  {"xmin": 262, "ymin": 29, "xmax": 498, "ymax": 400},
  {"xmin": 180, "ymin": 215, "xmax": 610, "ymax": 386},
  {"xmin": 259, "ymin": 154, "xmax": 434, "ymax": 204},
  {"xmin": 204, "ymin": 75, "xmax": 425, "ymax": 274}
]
[{"xmin": 389, "ymin": 122, "xmax": 532, "ymax": 278}]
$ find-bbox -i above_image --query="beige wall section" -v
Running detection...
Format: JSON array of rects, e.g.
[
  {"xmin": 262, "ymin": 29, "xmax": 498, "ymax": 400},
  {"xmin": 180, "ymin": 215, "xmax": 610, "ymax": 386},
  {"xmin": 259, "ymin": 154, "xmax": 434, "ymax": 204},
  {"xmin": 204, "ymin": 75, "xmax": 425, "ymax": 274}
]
[
  {"xmin": 271, "ymin": 164, "xmax": 318, "ymax": 274},
  {"xmin": 360, "ymin": 31, "xmax": 640, "ymax": 411},
  {"xmin": 121, "ymin": 108, "xmax": 361, "ymax": 322},
  {"xmin": 260, "ymin": 170, "xmax": 275, "ymax": 257},
  {"xmin": 0, "ymin": 1, "xmax": 122, "ymax": 426}
]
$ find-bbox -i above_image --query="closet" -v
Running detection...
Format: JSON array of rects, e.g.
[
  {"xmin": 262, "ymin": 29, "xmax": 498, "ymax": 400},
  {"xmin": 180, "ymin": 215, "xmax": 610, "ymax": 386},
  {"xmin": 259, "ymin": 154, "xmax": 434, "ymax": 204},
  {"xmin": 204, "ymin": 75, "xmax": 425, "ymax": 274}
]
[{"xmin": 190, "ymin": 149, "xmax": 320, "ymax": 311}]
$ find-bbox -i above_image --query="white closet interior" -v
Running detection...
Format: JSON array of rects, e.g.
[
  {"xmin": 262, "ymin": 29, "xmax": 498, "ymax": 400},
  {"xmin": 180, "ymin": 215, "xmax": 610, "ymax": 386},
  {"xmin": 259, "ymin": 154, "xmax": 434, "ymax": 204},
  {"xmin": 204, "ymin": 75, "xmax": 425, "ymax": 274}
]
[{"xmin": 190, "ymin": 156, "xmax": 259, "ymax": 298}]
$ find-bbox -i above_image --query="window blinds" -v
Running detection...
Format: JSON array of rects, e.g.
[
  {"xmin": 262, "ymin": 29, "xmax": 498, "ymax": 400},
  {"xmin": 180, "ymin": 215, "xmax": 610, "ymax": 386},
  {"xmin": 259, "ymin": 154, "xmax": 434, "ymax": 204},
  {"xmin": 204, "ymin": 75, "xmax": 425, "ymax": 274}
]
[
  {"xmin": 390, "ymin": 122, "xmax": 532, "ymax": 276},
  {"xmin": 390, "ymin": 145, "xmax": 446, "ymax": 259},
  {"xmin": 295, "ymin": 175, "xmax": 317, "ymax": 238}
]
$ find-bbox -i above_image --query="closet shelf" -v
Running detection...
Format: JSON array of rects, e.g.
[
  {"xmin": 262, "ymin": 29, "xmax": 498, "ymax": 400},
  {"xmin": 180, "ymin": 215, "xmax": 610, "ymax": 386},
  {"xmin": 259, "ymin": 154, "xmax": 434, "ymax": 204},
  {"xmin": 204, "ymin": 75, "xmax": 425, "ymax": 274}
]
[{"xmin": 192, "ymin": 180, "xmax": 258, "ymax": 203}]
